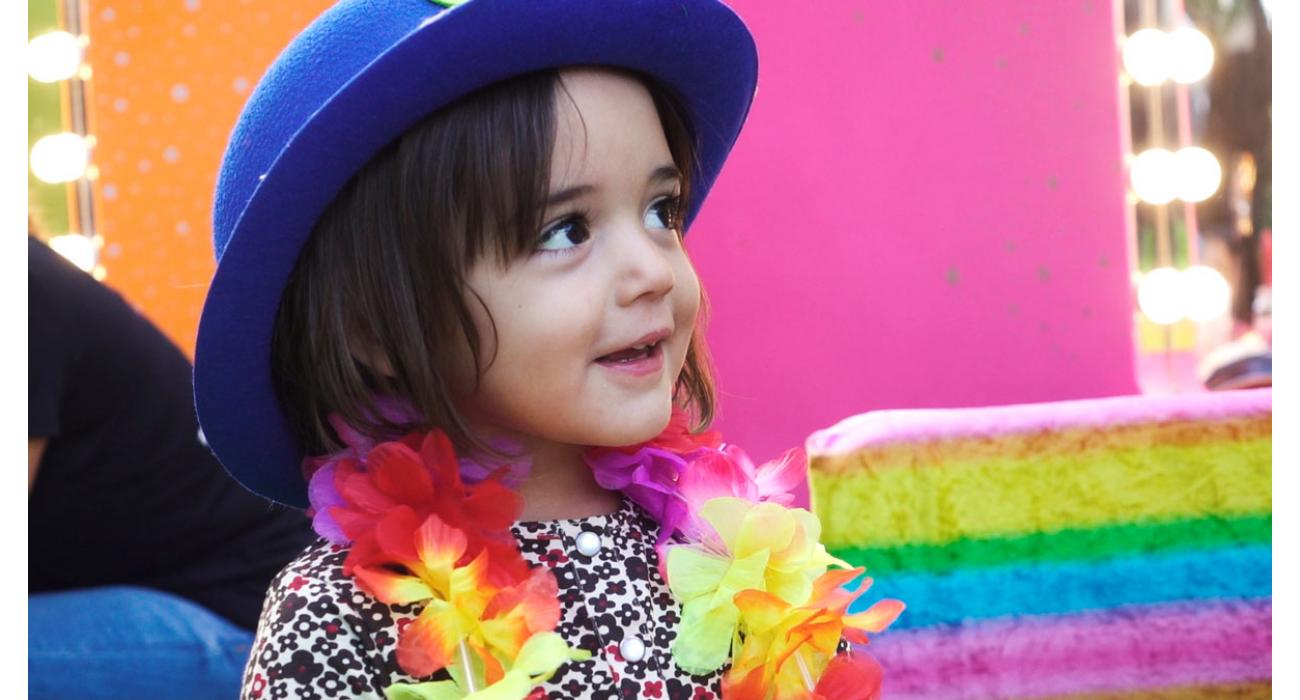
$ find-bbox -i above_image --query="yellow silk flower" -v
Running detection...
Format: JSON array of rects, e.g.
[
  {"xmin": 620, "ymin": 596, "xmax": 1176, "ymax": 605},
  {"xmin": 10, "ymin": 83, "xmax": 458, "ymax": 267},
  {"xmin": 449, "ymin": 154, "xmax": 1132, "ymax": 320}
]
[
  {"xmin": 666, "ymin": 497, "xmax": 850, "ymax": 675},
  {"xmin": 383, "ymin": 632, "xmax": 591, "ymax": 700}
]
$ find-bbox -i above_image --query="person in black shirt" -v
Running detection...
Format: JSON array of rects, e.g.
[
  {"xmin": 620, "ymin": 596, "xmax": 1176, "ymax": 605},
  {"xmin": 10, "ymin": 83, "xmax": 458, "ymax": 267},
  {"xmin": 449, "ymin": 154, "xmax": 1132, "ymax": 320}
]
[{"xmin": 28, "ymin": 235, "xmax": 318, "ymax": 700}]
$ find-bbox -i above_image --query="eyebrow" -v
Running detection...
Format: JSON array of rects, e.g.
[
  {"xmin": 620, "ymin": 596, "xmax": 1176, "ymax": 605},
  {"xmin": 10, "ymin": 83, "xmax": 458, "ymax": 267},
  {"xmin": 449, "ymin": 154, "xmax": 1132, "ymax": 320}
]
[{"xmin": 545, "ymin": 164, "xmax": 683, "ymax": 207}]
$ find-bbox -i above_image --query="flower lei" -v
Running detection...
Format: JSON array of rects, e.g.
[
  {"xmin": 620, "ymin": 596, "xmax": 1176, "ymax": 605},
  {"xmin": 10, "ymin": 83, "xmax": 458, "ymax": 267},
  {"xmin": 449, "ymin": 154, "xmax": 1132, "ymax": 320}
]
[{"xmin": 305, "ymin": 406, "xmax": 904, "ymax": 700}]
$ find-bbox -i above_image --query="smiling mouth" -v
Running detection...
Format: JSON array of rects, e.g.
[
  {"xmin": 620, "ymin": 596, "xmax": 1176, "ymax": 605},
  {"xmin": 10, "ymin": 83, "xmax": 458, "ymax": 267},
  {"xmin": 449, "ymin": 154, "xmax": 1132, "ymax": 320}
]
[{"xmin": 595, "ymin": 340, "xmax": 662, "ymax": 365}]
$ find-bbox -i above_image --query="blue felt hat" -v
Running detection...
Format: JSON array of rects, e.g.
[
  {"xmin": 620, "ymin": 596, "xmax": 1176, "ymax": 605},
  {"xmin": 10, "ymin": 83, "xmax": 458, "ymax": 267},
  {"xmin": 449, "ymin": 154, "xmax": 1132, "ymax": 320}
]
[{"xmin": 193, "ymin": 0, "xmax": 760, "ymax": 508}]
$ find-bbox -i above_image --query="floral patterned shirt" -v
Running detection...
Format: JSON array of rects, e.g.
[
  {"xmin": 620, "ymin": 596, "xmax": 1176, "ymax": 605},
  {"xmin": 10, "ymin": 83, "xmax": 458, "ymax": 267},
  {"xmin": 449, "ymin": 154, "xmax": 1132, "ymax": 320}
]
[{"xmin": 242, "ymin": 495, "xmax": 738, "ymax": 699}]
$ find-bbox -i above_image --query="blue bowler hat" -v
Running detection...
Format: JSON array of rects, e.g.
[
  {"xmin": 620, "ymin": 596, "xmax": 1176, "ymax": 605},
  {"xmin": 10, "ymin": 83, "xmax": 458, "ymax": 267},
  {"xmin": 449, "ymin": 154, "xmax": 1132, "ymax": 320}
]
[{"xmin": 194, "ymin": 0, "xmax": 760, "ymax": 508}]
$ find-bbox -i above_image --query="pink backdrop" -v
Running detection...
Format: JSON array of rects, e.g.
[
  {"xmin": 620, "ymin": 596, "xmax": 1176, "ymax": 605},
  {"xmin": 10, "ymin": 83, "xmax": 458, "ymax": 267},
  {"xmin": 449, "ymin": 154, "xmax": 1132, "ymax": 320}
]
[
  {"xmin": 80, "ymin": 0, "xmax": 1138, "ymax": 475},
  {"xmin": 687, "ymin": 0, "xmax": 1139, "ymax": 466}
]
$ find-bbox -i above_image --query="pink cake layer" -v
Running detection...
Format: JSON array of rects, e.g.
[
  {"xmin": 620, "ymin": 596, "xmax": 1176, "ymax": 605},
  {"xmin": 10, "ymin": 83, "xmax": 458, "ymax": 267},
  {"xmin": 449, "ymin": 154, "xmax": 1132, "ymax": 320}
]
[
  {"xmin": 806, "ymin": 388, "xmax": 1271, "ymax": 457},
  {"xmin": 869, "ymin": 597, "xmax": 1272, "ymax": 700}
]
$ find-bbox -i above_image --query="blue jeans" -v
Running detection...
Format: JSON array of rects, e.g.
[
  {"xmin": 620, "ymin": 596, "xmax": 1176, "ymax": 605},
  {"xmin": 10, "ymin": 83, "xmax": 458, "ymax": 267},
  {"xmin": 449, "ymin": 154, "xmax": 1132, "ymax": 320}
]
[{"xmin": 29, "ymin": 586, "xmax": 254, "ymax": 700}]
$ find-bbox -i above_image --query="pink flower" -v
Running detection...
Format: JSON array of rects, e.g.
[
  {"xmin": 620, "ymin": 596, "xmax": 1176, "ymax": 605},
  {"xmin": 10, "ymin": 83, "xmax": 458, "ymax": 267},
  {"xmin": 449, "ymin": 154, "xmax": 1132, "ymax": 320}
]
[
  {"xmin": 675, "ymin": 445, "xmax": 807, "ymax": 541},
  {"xmin": 583, "ymin": 406, "xmax": 811, "ymax": 547}
]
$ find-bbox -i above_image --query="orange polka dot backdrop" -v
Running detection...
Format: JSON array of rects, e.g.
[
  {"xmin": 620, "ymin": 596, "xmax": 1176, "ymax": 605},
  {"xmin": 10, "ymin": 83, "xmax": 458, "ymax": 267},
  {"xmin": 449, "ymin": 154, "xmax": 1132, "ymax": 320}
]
[{"xmin": 86, "ymin": 0, "xmax": 332, "ymax": 357}]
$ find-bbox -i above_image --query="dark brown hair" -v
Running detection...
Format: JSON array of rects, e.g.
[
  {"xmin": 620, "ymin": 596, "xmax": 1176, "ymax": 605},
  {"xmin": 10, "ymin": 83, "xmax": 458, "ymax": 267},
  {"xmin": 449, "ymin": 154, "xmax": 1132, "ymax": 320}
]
[{"xmin": 271, "ymin": 67, "xmax": 718, "ymax": 460}]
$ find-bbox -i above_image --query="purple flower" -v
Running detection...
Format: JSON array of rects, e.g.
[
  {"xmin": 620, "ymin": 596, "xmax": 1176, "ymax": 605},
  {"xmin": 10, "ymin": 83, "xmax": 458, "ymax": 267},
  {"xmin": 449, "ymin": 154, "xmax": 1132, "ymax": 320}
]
[
  {"xmin": 583, "ymin": 445, "xmax": 709, "ymax": 544},
  {"xmin": 457, "ymin": 435, "xmax": 532, "ymax": 488},
  {"xmin": 306, "ymin": 460, "xmax": 349, "ymax": 544}
]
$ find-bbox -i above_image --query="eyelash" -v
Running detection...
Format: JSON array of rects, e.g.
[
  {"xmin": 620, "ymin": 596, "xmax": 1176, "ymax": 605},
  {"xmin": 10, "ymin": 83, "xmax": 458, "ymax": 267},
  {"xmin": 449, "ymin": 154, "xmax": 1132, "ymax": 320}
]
[{"xmin": 534, "ymin": 194, "xmax": 683, "ymax": 258}]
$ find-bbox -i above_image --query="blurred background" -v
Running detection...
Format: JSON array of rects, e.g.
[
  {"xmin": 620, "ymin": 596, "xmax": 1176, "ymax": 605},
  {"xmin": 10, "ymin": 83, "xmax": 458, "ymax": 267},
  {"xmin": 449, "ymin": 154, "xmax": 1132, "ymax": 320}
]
[{"xmin": 27, "ymin": 0, "xmax": 1274, "ymax": 464}]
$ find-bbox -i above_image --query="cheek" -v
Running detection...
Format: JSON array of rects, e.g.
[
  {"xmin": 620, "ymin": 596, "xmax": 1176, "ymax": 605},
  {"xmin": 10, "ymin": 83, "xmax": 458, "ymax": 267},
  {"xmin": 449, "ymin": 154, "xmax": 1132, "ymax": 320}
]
[
  {"xmin": 474, "ymin": 293, "xmax": 602, "ymax": 423},
  {"xmin": 671, "ymin": 258, "xmax": 703, "ymax": 363}
]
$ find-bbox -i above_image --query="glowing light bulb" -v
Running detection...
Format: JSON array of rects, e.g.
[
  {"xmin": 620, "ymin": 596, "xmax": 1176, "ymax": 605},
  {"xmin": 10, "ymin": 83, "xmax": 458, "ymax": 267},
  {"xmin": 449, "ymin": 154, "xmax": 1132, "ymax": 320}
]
[
  {"xmin": 27, "ymin": 31, "xmax": 82, "ymax": 83},
  {"xmin": 1130, "ymin": 149, "xmax": 1179, "ymax": 205},
  {"xmin": 48, "ymin": 234, "xmax": 98, "ymax": 272},
  {"xmin": 30, "ymin": 133, "xmax": 89, "ymax": 183},
  {"xmin": 1138, "ymin": 267, "xmax": 1184, "ymax": 325},
  {"xmin": 1123, "ymin": 29, "xmax": 1171, "ymax": 86},
  {"xmin": 1167, "ymin": 27, "xmax": 1214, "ymax": 84},
  {"xmin": 1180, "ymin": 265, "xmax": 1231, "ymax": 322},
  {"xmin": 1173, "ymin": 147, "xmax": 1221, "ymax": 202}
]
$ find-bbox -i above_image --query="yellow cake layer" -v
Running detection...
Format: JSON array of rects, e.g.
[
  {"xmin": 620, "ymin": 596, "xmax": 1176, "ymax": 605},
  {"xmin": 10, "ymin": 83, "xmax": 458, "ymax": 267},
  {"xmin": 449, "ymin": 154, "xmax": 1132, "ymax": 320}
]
[{"xmin": 812, "ymin": 437, "xmax": 1272, "ymax": 549}]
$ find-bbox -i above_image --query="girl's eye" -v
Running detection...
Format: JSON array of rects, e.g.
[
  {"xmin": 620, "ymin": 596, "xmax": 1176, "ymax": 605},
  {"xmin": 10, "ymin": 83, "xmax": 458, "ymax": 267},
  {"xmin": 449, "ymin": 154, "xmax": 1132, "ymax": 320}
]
[
  {"xmin": 535, "ymin": 214, "xmax": 592, "ymax": 255},
  {"xmin": 646, "ymin": 194, "xmax": 683, "ymax": 232},
  {"xmin": 535, "ymin": 194, "xmax": 682, "ymax": 257}
]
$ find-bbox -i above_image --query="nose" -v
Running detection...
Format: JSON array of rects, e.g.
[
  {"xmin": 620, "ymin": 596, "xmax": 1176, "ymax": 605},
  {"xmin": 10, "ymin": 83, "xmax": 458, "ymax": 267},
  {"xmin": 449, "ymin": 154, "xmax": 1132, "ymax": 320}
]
[{"xmin": 610, "ymin": 216, "xmax": 676, "ymax": 308}]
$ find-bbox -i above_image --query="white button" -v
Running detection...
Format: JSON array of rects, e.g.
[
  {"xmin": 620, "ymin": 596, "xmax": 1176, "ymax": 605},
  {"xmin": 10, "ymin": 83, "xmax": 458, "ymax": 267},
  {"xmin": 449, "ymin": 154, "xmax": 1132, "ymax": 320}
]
[
  {"xmin": 619, "ymin": 635, "xmax": 646, "ymax": 662},
  {"xmin": 575, "ymin": 531, "xmax": 602, "ymax": 557}
]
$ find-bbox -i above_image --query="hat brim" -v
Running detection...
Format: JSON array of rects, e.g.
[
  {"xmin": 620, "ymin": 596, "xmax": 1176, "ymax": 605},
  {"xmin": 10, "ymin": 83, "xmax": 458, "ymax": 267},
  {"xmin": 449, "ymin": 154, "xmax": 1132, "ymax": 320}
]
[{"xmin": 195, "ymin": 0, "xmax": 759, "ymax": 508}]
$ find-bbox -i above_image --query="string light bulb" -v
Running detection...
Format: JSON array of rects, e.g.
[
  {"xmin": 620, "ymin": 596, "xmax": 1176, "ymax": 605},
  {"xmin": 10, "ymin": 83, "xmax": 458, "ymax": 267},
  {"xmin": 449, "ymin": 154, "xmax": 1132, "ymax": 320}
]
[
  {"xmin": 1129, "ymin": 149, "xmax": 1179, "ymax": 205},
  {"xmin": 1173, "ymin": 146, "xmax": 1221, "ymax": 202},
  {"xmin": 1167, "ymin": 27, "xmax": 1214, "ymax": 84},
  {"xmin": 27, "ymin": 31, "xmax": 82, "ymax": 83},
  {"xmin": 1180, "ymin": 265, "xmax": 1231, "ymax": 323},
  {"xmin": 1137, "ymin": 266, "xmax": 1233, "ymax": 325},
  {"xmin": 48, "ymin": 234, "xmax": 98, "ymax": 273},
  {"xmin": 1122, "ymin": 28, "xmax": 1171, "ymax": 86},
  {"xmin": 30, "ymin": 133, "xmax": 90, "ymax": 183},
  {"xmin": 1137, "ymin": 267, "xmax": 1184, "ymax": 325}
]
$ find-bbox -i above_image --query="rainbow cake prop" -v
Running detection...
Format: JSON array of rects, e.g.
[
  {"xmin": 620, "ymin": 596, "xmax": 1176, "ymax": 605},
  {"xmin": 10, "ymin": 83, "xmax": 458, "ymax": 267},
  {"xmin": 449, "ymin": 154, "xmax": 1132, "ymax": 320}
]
[{"xmin": 806, "ymin": 388, "xmax": 1271, "ymax": 699}]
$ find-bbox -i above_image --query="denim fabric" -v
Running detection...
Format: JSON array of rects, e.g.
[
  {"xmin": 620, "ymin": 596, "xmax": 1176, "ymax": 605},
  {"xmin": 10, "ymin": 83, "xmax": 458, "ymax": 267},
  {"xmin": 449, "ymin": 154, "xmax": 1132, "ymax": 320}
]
[{"xmin": 29, "ymin": 586, "xmax": 255, "ymax": 700}]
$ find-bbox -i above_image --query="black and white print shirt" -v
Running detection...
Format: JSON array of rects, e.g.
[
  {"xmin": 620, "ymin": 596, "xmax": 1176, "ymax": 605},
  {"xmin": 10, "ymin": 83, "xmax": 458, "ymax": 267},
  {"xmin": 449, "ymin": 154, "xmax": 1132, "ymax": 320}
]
[{"xmin": 241, "ymin": 496, "xmax": 734, "ymax": 699}]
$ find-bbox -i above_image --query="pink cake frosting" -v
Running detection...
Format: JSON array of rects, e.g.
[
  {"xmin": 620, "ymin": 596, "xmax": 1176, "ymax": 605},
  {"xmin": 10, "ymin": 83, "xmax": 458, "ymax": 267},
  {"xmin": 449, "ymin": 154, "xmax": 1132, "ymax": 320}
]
[{"xmin": 805, "ymin": 388, "xmax": 1272, "ymax": 457}]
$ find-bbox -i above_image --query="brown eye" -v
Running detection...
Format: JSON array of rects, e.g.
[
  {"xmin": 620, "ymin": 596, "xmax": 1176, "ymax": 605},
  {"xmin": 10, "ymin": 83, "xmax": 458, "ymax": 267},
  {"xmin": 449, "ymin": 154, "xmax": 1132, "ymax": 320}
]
[
  {"xmin": 645, "ymin": 195, "xmax": 682, "ymax": 231},
  {"xmin": 535, "ymin": 213, "xmax": 592, "ymax": 255}
]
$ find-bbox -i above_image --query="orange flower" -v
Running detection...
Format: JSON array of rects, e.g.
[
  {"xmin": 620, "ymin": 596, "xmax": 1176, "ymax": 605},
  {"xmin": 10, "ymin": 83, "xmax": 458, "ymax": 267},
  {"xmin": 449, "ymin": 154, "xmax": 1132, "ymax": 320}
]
[
  {"xmin": 721, "ymin": 568, "xmax": 903, "ymax": 700},
  {"xmin": 351, "ymin": 511, "xmax": 564, "ymax": 683},
  {"xmin": 307, "ymin": 428, "xmax": 567, "ymax": 684}
]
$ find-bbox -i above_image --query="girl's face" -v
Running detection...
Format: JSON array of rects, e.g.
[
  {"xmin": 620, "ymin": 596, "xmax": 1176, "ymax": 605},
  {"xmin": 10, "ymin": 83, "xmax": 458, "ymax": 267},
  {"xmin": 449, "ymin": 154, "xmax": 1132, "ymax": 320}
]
[{"xmin": 446, "ymin": 67, "xmax": 702, "ymax": 450}]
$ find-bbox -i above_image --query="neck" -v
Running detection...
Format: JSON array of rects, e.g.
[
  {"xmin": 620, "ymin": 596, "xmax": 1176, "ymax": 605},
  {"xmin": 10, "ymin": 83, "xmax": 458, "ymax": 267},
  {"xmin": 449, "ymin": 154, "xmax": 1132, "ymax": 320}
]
[{"xmin": 512, "ymin": 438, "xmax": 622, "ymax": 522}]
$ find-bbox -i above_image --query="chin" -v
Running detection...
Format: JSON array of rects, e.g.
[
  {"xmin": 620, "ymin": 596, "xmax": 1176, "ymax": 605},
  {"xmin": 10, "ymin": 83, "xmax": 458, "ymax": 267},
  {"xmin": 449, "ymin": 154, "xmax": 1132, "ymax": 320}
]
[{"xmin": 585, "ymin": 395, "xmax": 673, "ymax": 448}]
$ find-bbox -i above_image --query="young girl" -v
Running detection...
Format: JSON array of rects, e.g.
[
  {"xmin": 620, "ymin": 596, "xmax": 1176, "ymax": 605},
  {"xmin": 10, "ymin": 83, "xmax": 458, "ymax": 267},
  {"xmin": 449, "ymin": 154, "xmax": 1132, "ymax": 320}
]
[{"xmin": 193, "ymin": 2, "xmax": 902, "ymax": 698}]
